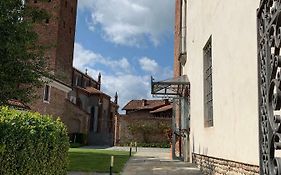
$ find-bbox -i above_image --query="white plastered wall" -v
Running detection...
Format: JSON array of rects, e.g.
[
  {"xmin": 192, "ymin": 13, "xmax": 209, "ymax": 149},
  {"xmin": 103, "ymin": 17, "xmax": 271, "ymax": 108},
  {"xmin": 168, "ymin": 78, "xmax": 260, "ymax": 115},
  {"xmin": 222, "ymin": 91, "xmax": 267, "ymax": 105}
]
[{"xmin": 184, "ymin": 0, "xmax": 260, "ymax": 165}]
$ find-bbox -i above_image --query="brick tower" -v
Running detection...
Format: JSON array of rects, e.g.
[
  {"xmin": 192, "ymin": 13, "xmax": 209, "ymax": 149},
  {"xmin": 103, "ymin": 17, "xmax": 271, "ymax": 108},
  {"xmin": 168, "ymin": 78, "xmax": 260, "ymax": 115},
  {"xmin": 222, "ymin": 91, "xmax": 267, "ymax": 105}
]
[{"xmin": 31, "ymin": 0, "xmax": 78, "ymax": 86}]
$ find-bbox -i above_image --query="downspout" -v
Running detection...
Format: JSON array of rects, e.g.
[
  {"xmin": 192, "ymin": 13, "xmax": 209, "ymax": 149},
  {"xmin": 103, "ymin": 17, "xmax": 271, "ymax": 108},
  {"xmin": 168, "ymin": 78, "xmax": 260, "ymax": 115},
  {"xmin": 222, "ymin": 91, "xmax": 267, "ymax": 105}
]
[
  {"xmin": 178, "ymin": 0, "xmax": 183, "ymax": 159},
  {"xmin": 179, "ymin": 0, "xmax": 187, "ymax": 160}
]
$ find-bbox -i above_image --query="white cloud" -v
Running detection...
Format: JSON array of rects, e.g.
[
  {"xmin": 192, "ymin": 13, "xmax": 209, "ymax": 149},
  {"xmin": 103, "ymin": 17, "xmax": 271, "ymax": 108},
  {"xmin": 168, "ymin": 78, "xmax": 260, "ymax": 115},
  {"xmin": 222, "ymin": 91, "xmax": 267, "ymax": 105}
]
[
  {"xmin": 73, "ymin": 43, "xmax": 102, "ymax": 70},
  {"xmin": 73, "ymin": 43, "xmax": 131, "ymax": 73},
  {"xmin": 78, "ymin": 0, "xmax": 174, "ymax": 47},
  {"xmin": 139, "ymin": 57, "xmax": 159, "ymax": 73},
  {"xmin": 73, "ymin": 43, "xmax": 156, "ymax": 111},
  {"xmin": 102, "ymin": 74, "xmax": 152, "ymax": 111}
]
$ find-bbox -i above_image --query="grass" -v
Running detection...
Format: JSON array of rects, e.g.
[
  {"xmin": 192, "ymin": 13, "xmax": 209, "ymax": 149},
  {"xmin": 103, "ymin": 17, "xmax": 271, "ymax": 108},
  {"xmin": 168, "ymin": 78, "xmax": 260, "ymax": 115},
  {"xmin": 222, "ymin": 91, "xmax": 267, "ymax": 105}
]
[{"xmin": 68, "ymin": 148, "xmax": 130, "ymax": 173}]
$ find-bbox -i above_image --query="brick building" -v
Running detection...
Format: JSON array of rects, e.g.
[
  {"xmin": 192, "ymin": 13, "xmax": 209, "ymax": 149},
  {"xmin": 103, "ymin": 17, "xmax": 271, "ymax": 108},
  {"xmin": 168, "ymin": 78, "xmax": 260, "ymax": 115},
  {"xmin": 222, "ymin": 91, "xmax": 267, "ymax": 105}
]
[
  {"xmin": 116, "ymin": 99, "xmax": 172, "ymax": 146},
  {"xmin": 28, "ymin": 0, "xmax": 118, "ymax": 146}
]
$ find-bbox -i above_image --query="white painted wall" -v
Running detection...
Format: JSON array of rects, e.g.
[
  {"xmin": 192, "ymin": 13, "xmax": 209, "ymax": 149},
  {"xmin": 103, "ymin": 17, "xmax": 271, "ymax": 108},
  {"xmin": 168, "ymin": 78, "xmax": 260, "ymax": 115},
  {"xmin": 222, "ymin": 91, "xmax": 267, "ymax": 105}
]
[{"xmin": 184, "ymin": 0, "xmax": 260, "ymax": 165}]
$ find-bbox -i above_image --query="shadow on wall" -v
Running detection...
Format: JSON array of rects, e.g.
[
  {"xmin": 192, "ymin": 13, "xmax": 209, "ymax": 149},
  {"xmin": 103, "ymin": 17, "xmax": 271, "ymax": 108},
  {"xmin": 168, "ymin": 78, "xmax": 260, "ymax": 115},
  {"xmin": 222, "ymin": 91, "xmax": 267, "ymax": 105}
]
[{"xmin": 192, "ymin": 133, "xmax": 215, "ymax": 175}]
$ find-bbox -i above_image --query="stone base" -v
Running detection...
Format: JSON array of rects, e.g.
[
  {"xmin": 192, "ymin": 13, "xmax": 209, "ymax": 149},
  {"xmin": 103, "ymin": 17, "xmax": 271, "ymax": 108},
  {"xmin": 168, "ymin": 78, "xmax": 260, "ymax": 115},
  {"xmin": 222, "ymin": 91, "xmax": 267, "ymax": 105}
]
[{"xmin": 192, "ymin": 153, "xmax": 259, "ymax": 175}]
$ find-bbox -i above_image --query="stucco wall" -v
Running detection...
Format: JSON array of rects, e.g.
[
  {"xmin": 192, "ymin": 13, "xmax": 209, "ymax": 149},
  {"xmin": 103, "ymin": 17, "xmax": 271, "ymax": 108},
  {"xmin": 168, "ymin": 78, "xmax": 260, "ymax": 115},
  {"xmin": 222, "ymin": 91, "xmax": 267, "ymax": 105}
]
[{"xmin": 185, "ymin": 0, "xmax": 260, "ymax": 165}]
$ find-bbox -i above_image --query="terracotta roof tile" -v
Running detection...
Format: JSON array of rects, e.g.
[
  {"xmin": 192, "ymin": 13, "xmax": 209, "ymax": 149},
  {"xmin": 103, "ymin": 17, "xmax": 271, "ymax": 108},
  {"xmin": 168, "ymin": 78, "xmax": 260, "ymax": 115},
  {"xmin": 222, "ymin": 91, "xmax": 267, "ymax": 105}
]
[
  {"xmin": 150, "ymin": 104, "xmax": 173, "ymax": 113},
  {"xmin": 84, "ymin": 87, "xmax": 104, "ymax": 95},
  {"xmin": 122, "ymin": 99, "xmax": 170, "ymax": 111},
  {"xmin": 7, "ymin": 99, "xmax": 30, "ymax": 110}
]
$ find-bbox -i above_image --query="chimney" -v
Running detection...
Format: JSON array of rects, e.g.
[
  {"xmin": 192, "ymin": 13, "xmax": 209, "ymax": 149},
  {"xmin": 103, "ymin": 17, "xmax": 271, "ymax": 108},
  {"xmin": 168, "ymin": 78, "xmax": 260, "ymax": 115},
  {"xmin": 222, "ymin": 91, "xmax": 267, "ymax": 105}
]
[
  {"xmin": 142, "ymin": 99, "xmax": 147, "ymax": 106},
  {"xmin": 164, "ymin": 99, "xmax": 169, "ymax": 105}
]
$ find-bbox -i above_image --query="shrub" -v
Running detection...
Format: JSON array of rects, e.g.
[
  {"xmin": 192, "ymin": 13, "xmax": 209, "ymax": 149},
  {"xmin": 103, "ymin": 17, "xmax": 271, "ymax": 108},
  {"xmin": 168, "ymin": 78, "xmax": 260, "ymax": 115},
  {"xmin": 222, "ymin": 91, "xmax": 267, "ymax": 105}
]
[{"xmin": 0, "ymin": 107, "xmax": 69, "ymax": 175}]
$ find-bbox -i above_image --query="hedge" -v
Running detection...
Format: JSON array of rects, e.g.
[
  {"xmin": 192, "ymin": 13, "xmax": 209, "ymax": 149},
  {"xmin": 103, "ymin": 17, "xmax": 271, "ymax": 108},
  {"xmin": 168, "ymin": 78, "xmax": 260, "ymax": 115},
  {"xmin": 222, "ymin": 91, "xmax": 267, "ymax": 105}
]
[{"xmin": 0, "ymin": 107, "xmax": 69, "ymax": 175}]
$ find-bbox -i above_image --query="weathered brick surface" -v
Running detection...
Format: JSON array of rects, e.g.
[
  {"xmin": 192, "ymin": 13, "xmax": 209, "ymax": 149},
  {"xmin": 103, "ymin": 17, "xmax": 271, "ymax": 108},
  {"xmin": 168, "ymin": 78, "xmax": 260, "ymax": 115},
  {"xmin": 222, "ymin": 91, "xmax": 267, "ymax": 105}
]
[
  {"xmin": 31, "ymin": 87, "xmax": 66, "ymax": 118},
  {"xmin": 174, "ymin": 0, "xmax": 182, "ymax": 78},
  {"xmin": 193, "ymin": 154, "xmax": 259, "ymax": 175},
  {"xmin": 30, "ymin": 0, "xmax": 77, "ymax": 85},
  {"xmin": 31, "ymin": 87, "xmax": 90, "ymax": 135},
  {"xmin": 118, "ymin": 114, "xmax": 172, "ymax": 145},
  {"xmin": 63, "ymin": 100, "xmax": 90, "ymax": 134},
  {"xmin": 56, "ymin": 0, "xmax": 78, "ymax": 85}
]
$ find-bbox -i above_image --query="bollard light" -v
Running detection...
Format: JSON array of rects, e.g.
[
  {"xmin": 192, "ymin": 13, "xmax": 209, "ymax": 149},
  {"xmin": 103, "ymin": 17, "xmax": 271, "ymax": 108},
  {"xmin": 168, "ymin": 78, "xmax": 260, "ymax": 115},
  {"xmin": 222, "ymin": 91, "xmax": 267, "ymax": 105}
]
[{"xmin": 110, "ymin": 156, "xmax": 114, "ymax": 175}]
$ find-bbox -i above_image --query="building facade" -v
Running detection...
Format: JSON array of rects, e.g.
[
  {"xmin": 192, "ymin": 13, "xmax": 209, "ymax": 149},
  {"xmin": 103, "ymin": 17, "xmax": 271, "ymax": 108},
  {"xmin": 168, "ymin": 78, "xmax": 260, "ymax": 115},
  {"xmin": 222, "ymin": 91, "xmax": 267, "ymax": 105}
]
[
  {"xmin": 28, "ymin": 0, "xmax": 118, "ymax": 146},
  {"xmin": 116, "ymin": 99, "xmax": 172, "ymax": 146},
  {"xmin": 30, "ymin": 0, "xmax": 79, "ymax": 130},
  {"xmin": 176, "ymin": 0, "xmax": 262, "ymax": 174}
]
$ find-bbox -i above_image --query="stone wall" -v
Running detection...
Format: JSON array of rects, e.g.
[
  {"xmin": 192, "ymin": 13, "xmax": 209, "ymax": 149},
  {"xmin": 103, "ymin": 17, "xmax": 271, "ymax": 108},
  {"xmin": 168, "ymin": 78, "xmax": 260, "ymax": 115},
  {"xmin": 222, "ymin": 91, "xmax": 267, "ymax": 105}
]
[
  {"xmin": 118, "ymin": 115, "xmax": 172, "ymax": 145},
  {"xmin": 193, "ymin": 153, "xmax": 259, "ymax": 175}
]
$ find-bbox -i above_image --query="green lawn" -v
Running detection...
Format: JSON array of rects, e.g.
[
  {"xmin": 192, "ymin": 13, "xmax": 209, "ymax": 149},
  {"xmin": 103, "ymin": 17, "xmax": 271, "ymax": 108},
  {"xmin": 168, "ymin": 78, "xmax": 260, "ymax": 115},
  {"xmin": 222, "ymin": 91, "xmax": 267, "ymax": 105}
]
[{"xmin": 68, "ymin": 148, "xmax": 130, "ymax": 173}]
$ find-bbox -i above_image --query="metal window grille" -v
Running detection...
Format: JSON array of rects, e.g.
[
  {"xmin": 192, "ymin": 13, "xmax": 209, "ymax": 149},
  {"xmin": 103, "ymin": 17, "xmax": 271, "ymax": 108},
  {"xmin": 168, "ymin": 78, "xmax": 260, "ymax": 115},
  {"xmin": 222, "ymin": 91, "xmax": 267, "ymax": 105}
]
[{"xmin": 203, "ymin": 37, "xmax": 213, "ymax": 127}]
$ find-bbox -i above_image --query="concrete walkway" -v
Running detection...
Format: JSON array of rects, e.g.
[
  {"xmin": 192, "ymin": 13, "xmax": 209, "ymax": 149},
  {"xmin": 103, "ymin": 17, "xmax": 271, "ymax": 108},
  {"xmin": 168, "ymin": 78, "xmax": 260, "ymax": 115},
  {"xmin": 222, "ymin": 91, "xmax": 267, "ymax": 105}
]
[{"xmin": 121, "ymin": 147, "xmax": 203, "ymax": 175}]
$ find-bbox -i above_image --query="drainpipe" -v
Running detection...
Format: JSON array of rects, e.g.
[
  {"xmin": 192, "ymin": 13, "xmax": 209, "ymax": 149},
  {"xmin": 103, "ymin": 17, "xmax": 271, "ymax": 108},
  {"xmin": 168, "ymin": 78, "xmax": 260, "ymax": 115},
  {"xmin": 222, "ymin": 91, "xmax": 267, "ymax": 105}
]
[{"xmin": 180, "ymin": 0, "xmax": 188, "ymax": 160}]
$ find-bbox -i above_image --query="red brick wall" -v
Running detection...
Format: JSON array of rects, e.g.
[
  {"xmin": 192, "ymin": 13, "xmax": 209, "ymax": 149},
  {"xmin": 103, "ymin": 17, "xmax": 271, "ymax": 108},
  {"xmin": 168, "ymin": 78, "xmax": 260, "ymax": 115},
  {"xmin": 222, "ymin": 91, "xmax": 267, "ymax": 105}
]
[
  {"xmin": 56, "ymin": 0, "xmax": 78, "ymax": 85},
  {"xmin": 118, "ymin": 114, "xmax": 172, "ymax": 145},
  {"xmin": 29, "ymin": 0, "xmax": 78, "ymax": 85},
  {"xmin": 174, "ymin": 0, "xmax": 182, "ymax": 78},
  {"xmin": 63, "ymin": 100, "xmax": 90, "ymax": 134},
  {"xmin": 31, "ymin": 86, "xmax": 66, "ymax": 118},
  {"xmin": 31, "ymin": 86, "xmax": 90, "ymax": 135},
  {"xmin": 31, "ymin": 0, "xmax": 61, "ymax": 74}
]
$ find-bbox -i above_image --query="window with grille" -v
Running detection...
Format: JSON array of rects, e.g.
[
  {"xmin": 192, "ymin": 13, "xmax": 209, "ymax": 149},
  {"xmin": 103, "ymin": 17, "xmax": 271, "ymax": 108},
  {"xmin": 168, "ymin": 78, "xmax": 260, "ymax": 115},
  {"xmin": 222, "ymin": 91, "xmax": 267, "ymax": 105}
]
[{"xmin": 203, "ymin": 36, "xmax": 213, "ymax": 127}]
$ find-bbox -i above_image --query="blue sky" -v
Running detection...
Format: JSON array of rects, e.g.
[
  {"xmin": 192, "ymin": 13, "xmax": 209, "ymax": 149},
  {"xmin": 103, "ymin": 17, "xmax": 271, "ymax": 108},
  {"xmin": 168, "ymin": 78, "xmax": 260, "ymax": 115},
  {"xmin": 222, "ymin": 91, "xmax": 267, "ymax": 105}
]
[{"xmin": 73, "ymin": 0, "xmax": 175, "ymax": 109}]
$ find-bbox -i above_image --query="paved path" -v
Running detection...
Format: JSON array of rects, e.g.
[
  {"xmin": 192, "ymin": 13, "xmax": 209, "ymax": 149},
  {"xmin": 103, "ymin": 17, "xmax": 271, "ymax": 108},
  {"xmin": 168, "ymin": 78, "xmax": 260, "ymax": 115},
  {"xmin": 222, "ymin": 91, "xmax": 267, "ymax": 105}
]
[{"xmin": 121, "ymin": 147, "xmax": 203, "ymax": 175}]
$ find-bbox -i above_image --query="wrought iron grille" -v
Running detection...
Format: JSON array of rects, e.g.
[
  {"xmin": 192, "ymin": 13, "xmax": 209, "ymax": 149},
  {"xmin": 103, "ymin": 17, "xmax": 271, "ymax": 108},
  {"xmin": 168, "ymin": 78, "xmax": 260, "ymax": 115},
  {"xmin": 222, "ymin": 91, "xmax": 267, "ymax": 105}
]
[
  {"xmin": 257, "ymin": 0, "xmax": 281, "ymax": 174},
  {"xmin": 204, "ymin": 37, "xmax": 213, "ymax": 127}
]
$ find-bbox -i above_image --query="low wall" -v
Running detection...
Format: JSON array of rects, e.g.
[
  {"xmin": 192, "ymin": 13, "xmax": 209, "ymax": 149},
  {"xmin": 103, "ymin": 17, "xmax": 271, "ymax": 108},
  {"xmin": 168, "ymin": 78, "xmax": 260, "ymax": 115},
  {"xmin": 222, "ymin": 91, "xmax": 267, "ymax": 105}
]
[
  {"xmin": 118, "ymin": 115, "xmax": 172, "ymax": 146},
  {"xmin": 193, "ymin": 153, "xmax": 259, "ymax": 175}
]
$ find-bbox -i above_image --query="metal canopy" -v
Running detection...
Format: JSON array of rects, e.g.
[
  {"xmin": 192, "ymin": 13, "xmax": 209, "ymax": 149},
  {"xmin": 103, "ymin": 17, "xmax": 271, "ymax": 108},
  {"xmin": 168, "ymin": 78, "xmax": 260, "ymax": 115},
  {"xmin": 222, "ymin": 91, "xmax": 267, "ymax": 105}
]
[{"xmin": 151, "ymin": 75, "xmax": 190, "ymax": 97}]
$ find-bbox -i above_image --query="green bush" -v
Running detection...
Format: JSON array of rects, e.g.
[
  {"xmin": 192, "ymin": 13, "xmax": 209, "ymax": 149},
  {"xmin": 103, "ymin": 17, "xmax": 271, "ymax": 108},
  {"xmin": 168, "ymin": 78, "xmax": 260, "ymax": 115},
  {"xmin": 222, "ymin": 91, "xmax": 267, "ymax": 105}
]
[{"xmin": 0, "ymin": 107, "xmax": 69, "ymax": 175}]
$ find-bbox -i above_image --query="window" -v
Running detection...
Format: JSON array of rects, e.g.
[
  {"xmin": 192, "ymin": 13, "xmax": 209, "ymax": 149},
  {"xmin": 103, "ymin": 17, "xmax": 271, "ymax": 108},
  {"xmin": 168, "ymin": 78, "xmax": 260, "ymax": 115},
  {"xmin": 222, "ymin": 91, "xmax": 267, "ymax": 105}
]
[
  {"xmin": 48, "ymin": 0, "xmax": 52, "ymax": 2},
  {"xmin": 75, "ymin": 76, "xmax": 79, "ymax": 86},
  {"xmin": 43, "ymin": 85, "xmax": 51, "ymax": 102},
  {"xmin": 65, "ymin": 1, "xmax": 67, "ymax": 8},
  {"xmin": 34, "ymin": 0, "xmax": 37, "ymax": 3},
  {"xmin": 203, "ymin": 36, "xmax": 213, "ymax": 127},
  {"xmin": 63, "ymin": 21, "xmax": 66, "ymax": 28},
  {"xmin": 45, "ymin": 18, "xmax": 49, "ymax": 24}
]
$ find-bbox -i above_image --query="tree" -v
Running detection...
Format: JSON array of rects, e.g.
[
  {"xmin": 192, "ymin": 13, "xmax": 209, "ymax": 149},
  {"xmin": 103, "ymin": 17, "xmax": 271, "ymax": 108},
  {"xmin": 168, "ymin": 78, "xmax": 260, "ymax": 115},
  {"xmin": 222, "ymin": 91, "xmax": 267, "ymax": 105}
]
[{"xmin": 0, "ymin": 0, "xmax": 51, "ymax": 105}]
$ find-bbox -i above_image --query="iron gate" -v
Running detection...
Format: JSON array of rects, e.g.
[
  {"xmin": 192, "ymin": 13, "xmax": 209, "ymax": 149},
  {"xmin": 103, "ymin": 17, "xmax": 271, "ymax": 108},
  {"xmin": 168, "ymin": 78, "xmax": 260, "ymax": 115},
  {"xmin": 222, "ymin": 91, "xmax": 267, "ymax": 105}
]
[{"xmin": 257, "ymin": 1, "xmax": 281, "ymax": 174}]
